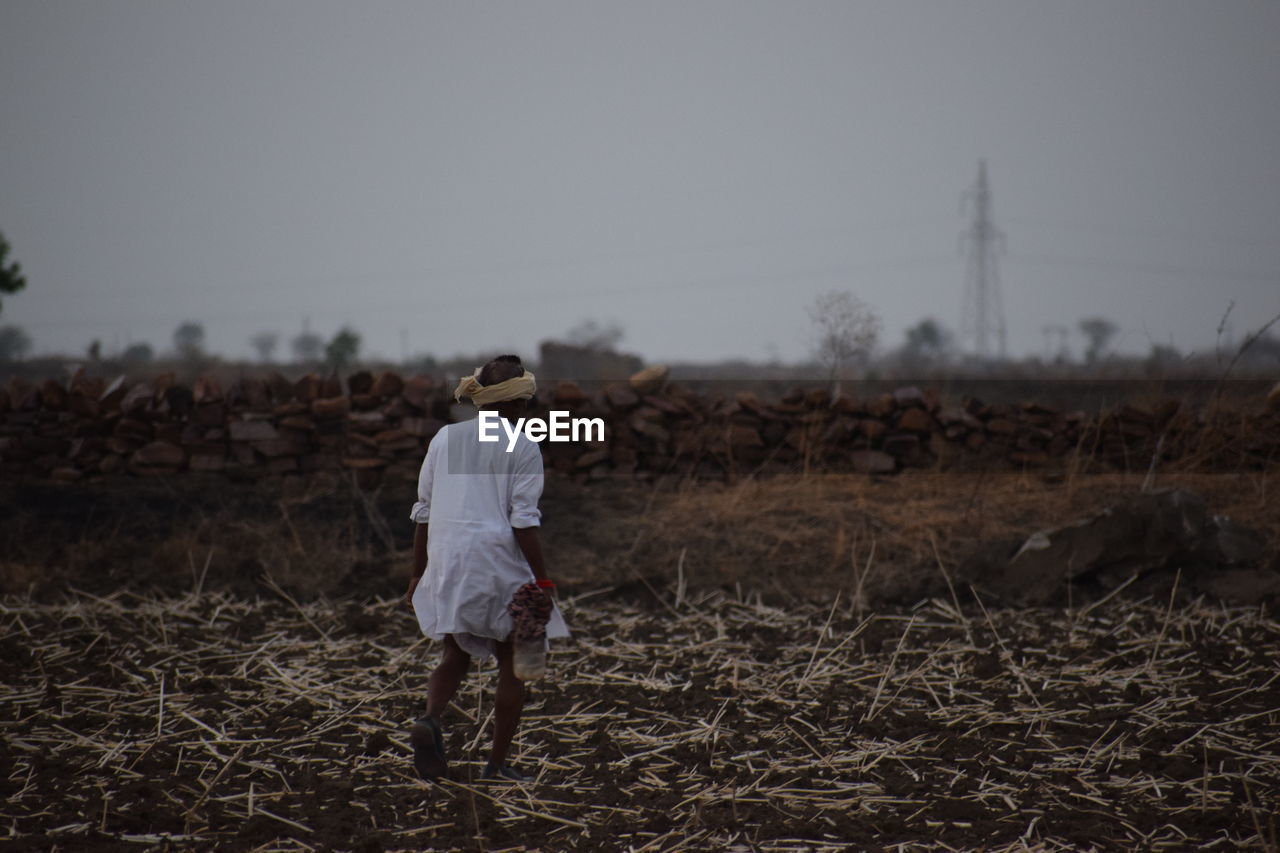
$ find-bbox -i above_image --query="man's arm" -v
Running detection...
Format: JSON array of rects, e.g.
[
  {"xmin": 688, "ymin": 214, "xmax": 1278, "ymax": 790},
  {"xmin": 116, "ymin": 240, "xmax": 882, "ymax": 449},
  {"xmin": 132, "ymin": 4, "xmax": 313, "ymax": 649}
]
[
  {"xmin": 512, "ymin": 526, "xmax": 548, "ymax": 583},
  {"xmin": 405, "ymin": 522, "xmax": 428, "ymax": 606}
]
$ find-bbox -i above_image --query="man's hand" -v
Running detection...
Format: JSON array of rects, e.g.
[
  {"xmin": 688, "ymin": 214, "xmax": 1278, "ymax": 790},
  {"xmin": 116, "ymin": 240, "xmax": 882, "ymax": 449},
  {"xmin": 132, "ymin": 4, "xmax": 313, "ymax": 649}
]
[{"xmin": 405, "ymin": 575, "xmax": 419, "ymax": 608}]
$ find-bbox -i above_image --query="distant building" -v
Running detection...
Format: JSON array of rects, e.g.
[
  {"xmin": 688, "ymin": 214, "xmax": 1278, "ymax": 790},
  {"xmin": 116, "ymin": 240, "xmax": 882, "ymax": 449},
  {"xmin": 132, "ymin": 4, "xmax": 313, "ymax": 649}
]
[{"xmin": 538, "ymin": 340, "xmax": 643, "ymax": 382}]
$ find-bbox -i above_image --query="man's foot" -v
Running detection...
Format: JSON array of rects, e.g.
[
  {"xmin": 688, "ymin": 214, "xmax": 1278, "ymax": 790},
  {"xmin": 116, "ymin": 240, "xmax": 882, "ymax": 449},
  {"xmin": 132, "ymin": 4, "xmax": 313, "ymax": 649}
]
[
  {"xmin": 479, "ymin": 761, "xmax": 532, "ymax": 783},
  {"xmin": 410, "ymin": 716, "xmax": 448, "ymax": 781}
]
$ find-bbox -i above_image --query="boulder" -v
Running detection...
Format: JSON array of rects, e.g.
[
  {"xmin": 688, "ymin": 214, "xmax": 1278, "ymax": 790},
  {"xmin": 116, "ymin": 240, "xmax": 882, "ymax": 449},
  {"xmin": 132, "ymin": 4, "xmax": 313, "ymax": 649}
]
[{"xmin": 982, "ymin": 489, "xmax": 1268, "ymax": 606}]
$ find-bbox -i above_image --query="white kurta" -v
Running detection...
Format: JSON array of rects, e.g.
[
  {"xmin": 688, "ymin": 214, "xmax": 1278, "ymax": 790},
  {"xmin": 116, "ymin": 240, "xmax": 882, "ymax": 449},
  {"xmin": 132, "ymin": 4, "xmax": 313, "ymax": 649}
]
[{"xmin": 409, "ymin": 418, "xmax": 570, "ymax": 658}]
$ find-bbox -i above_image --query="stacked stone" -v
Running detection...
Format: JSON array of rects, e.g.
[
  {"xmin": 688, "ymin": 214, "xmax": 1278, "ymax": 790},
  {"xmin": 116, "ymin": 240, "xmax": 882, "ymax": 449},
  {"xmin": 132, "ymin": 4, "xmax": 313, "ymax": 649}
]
[{"xmin": 1, "ymin": 368, "xmax": 1276, "ymax": 486}]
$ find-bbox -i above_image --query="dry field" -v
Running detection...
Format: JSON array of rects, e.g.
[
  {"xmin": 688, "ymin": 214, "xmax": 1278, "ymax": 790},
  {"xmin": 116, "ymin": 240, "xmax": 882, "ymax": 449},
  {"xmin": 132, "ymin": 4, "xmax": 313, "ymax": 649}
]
[{"xmin": 3, "ymin": 578, "xmax": 1278, "ymax": 851}]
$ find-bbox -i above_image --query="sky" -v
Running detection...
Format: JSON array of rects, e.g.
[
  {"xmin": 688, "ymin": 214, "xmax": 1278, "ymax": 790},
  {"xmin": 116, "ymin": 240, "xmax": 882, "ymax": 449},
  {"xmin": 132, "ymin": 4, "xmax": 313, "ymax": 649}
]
[{"xmin": 1, "ymin": 1, "xmax": 1278, "ymax": 366}]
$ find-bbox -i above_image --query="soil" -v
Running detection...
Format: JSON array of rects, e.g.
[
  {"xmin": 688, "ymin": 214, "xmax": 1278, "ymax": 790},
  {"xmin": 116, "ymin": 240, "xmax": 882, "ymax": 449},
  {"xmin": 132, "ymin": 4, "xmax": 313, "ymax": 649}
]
[{"xmin": 3, "ymin": 587, "xmax": 1277, "ymax": 851}]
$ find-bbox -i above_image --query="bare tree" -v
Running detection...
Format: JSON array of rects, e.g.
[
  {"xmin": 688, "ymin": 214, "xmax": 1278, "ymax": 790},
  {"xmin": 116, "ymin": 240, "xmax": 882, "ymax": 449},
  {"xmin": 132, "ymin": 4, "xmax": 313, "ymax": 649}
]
[
  {"xmin": 808, "ymin": 290, "xmax": 880, "ymax": 398},
  {"xmin": 1078, "ymin": 317, "xmax": 1117, "ymax": 365},
  {"xmin": 250, "ymin": 331, "xmax": 279, "ymax": 363},
  {"xmin": 173, "ymin": 321, "xmax": 206, "ymax": 361},
  {"xmin": 292, "ymin": 330, "xmax": 323, "ymax": 364},
  {"xmin": 565, "ymin": 318, "xmax": 625, "ymax": 352}
]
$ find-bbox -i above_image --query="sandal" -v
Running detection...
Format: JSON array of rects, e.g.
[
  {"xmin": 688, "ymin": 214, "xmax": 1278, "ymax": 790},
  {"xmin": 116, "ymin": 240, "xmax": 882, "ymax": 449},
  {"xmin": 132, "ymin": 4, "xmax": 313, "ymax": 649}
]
[{"xmin": 410, "ymin": 716, "xmax": 448, "ymax": 781}]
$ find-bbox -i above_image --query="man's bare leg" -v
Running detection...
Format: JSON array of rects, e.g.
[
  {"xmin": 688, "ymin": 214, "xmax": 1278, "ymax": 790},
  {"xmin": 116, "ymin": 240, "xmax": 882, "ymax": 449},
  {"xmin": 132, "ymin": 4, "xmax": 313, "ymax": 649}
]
[
  {"xmin": 483, "ymin": 640, "xmax": 528, "ymax": 780},
  {"xmin": 426, "ymin": 635, "xmax": 470, "ymax": 717},
  {"xmin": 413, "ymin": 635, "xmax": 470, "ymax": 781}
]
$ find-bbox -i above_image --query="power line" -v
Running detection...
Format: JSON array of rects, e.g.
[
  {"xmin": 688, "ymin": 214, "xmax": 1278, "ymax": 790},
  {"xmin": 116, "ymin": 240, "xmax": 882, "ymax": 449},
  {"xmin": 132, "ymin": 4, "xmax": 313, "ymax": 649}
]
[{"xmin": 1006, "ymin": 252, "xmax": 1279, "ymax": 285}]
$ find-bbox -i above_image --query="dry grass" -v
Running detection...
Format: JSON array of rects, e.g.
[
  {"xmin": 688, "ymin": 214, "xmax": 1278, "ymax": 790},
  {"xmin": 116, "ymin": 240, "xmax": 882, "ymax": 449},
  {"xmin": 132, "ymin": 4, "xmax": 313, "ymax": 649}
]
[
  {"xmin": 610, "ymin": 470, "xmax": 1277, "ymax": 606},
  {"xmin": 2, "ymin": 582, "xmax": 1277, "ymax": 851}
]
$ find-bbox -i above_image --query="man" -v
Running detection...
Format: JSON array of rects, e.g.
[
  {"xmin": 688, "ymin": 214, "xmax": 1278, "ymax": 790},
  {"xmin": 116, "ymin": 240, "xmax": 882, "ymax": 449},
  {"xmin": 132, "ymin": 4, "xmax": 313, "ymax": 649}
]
[{"xmin": 405, "ymin": 354, "xmax": 569, "ymax": 783}]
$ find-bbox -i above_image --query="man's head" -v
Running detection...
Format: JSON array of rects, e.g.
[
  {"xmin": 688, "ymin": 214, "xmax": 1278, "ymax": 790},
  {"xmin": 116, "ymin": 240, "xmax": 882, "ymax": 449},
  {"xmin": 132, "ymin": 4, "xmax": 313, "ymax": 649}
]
[
  {"xmin": 475, "ymin": 354, "xmax": 529, "ymax": 417},
  {"xmin": 478, "ymin": 354, "xmax": 526, "ymax": 387}
]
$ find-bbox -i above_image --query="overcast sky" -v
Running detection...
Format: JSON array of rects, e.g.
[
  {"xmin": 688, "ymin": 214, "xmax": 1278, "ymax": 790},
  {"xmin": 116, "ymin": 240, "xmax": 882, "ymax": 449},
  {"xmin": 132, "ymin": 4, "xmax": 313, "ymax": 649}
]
[{"xmin": 2, "ymin": 1, "xmax": 1277, "ymax": 366}]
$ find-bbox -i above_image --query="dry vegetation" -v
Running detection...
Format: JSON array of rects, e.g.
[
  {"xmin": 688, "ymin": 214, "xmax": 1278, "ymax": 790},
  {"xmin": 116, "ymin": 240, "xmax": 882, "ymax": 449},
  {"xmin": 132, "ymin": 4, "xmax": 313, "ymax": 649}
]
[
  {"xmin": 2, "ymin": 582, "xmax": 1278, "ymax": 851},
  {"xmin": 603, "ymin": 470, "xmax": 1278, "ymax": 608},
  {"xmin": 2, "ymin": 466, "xmax": 1278, "ymax": 850}
]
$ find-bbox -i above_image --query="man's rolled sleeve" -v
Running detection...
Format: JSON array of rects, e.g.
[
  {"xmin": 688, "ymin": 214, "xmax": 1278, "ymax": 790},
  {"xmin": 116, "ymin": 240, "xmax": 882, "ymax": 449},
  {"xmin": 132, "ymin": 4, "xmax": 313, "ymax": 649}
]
[
  {"xmin": 508, "ymin": 443, "xmax": 544, "ymax": 528},
  {"xmin": 409, "ymin": 434, "xmax": 439, "ymax": 524}
]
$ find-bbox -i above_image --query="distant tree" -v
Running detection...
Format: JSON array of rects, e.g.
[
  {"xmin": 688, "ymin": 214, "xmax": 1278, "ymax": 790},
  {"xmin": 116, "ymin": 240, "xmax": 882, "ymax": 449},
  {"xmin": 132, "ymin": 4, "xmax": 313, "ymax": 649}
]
[
  {"xmin": 173, "ymin": 321, "xmax": 206, "ymax": 360},
  {"xmin": 292, "ymin": 329, "xmax": 324, "ymax": 363},
  {"xmin": 807, "ymin": 290, "xmax": 880, "ymax": 397},
  {"xmin": 121, "ymin": 342, "xmax": 155, "ymax": 365},
  {"xmin": 250, "ymin": 331, "xmax": 280, "ymax": 363},
  {"xmin": 87, "ymin": 339, "xmax": 102, "ymax": 362},
  {"xmin": 1078, "ymin": 317, "xmax": 1118, "ymax": 365},
  {"xmin": 1144, "ymin": 343, "xmax": 1181, "ymax": 376},
  {"xmin": 901, "ymin": 318, "xmax": 954, "ymax": 365},
  {"xmin": 324, "ymin": 326, "xmax": 361, "ymax": 372},
  {"xmin": 0, "ymin": 232, "xmax": 28, "ymax": 317},
  {"xmin": 565, "ymin": 319, "xmax": 625, "ymax": 352},
  {"xmin": 0, "ymin": 325, "xmax": 32, "ymax": 361}
]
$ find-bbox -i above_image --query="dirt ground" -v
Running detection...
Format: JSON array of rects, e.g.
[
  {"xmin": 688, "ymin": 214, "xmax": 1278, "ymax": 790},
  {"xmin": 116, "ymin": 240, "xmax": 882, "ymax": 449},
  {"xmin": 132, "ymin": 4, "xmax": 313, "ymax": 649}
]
[
  {"xmin": 2, "ymin": 468, "xmax": 1278, "ymax": 849},
  {"xmin": 2, "ymin": 584, "xmax": 1277, "ymax": 851}
]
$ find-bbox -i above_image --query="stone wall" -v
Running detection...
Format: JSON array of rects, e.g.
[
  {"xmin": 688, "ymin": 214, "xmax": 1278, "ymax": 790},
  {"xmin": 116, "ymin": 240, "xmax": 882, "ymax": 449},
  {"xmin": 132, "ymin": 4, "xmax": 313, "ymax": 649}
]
[{"xmin": 2, "ymin": 369, "xmax": 1276, "ymax": 487}]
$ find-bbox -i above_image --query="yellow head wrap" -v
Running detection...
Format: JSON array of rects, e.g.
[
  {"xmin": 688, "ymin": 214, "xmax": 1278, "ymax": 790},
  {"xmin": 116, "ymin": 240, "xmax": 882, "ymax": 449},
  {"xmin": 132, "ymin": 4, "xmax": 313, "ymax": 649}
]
[{"xmin": 453, "ymin": 368, "xmax": 537, "ymax": 405}]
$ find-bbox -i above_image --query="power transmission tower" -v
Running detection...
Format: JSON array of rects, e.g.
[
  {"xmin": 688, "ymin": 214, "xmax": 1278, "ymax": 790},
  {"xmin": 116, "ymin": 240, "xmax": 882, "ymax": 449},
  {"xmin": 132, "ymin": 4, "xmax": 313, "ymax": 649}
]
[{"xmin": 960, "ymin": 160, "xmax": 1007, "ymax": 360}]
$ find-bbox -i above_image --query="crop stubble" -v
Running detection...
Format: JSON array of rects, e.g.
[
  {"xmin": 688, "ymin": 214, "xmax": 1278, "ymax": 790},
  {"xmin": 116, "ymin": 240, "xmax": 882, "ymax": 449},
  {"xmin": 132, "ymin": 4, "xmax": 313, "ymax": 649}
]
[{"xmin": 1, "ymin": 586, "xmax": 1277, "ymax": 851}]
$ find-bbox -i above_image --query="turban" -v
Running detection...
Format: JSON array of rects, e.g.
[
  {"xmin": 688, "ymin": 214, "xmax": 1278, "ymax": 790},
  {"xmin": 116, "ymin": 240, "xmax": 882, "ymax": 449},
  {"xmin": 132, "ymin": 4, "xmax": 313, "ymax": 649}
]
[{"xmin": 453, "ymin": 368, "xmax": 537, "ymax": 406}]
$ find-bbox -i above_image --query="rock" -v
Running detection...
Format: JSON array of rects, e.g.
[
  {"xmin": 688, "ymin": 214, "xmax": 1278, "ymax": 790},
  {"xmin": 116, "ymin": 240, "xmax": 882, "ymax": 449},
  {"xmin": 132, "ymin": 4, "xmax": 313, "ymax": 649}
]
[
  {"xmin": 574, "ymin": 449, "xmax": 611, "ymax": 469},
  {"xmin": 851, "ymin": 449, "xmax": 895, "ymax": 474},
  {"xmin": 189, "ymin": 454, "xmax": 227, "ymax": 472},
  {"xmin": 120, "ymin": 383, "xmax": 154, "ymax": 414},
  {"xmin": 984, "ymin": 489, "xmax": 1267, "ymax": 606},
  {"xmin": 264, "ymin": 372, "xmax": 294, "ymax": 402},
  {"xmin": 99, "ymin": 376, "xmax": 127, "ymax": 411},
  {"xmin": 347, "ymin": 371, "xmax": 374, "ymax": 396},
  {"xmin": 8, "ymin": 378, "xmax": 39, "ymax": 409},
  {"xmin": 896, "ymin": 407, "xmax": 933, "ymax": 433},
  {"xmin": 554, "ymin": 382, "xmax": 588, "ymax": 406},
  {"xmin": 194, "ymin": 375, "xmax": 224, "ymax": 403},
  {"xmin": 727, "ymin": 424, "xmax": 763, "ymax": 448},
  {"xmin": 1268, "ymin": 382, "xmax": 1280, "ymax": 413},
  {"xmin": 294, "ymin": 374, "xmax": 324, "ymax": 403},
  {"xmin": 604, "ymin": 383, "xmax": 640, "ymax": 410},
  {"xmin": 400, "ymin": 417, "xmax": 445, "ymax": 440},
  {"xmin": 865, "ymin": 393, "xmax": 896, "ymax": 418},
  {"xmin": 858, "ymin": 419, "xmax": 888, "ymax": 442},
  {"xmin": 229, "ymin": 419, "xmax": 279, "ymax": 442},
  {"xmin": 629, "ymin": 365, "xmax": 670, "ymax": 395},
  {"xmin": 402, "ymin": 376, "xmax": 435, "ymax": 411},
  {"xmin": 311, "ymin": 397, "xmax": 350, "ymax": 419},
  {"xmin": 371, "ymin": 371, "xmax": 404, "ymax": 399},
  {"xmin": 40, "ymin": 380, "xmax": 68, "ymax": 411},
  {"xmin": 893, "ymin": 386, "xmax": 925, "ymax": 407},
  {"xmin": 986, "ymin": 418, "xmax": 1018, "ymax": 436},
  {"xmin": 342, "ymin": 457, "xmax": 386, "ymax": 469},
  {"xmin": 253, "ymin": 439, "xmax": 304, "ymax": 458},
  {"xmin": 882, "ymin": 433, "xmax": 920, "ymax": 458},
  {"xmin": 130, "ymin": 441, "xmax": 185, "ymax": 474}
]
